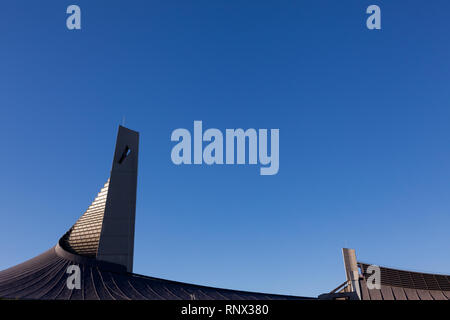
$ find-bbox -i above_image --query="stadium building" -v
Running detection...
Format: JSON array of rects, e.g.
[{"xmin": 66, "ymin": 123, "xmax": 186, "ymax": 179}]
[{"xmin": 0, "ymin": 126, "xmax": 448, "ymax": 300}]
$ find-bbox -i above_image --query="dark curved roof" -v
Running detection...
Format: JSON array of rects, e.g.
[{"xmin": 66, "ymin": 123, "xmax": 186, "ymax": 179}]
[
  {"xmin": 358, "ymin": 262, "xmax": 450, "ymax": 300},
  {"xmin": 0, "ymin": 245, "xmax": 309, "ymax": 300}
]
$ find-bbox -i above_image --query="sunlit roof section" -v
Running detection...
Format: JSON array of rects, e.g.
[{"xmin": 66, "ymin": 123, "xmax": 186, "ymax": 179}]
[{"xmin": 60, "ymin": 179, "xmax": 109, "ymax": 257}]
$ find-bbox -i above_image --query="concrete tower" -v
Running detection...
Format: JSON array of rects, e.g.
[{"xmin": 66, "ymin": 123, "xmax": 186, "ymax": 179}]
[{"xmin": 60, "ymin": 125, "xmax": 139, "ymax": 272}]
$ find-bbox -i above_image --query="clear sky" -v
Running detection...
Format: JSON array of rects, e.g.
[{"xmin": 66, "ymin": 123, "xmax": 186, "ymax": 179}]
[{"xmin": 0, "ymin": 1, "xmax": 449, "ymax": 297}]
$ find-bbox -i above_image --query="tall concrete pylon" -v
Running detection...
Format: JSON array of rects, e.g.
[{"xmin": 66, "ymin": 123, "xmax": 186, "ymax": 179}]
[{"xmin": 61, "ymin": 125, "xmax": 139, "ymax": 272}]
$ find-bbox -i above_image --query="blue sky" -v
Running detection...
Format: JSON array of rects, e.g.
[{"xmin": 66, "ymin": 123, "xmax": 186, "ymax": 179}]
[{"xmin": 0, "ymin": 1, "xmax": 449, "ymax": 297}]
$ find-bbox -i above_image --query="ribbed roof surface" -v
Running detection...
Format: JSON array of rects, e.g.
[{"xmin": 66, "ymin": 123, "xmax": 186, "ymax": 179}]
[
  {"xmin": 0, "ymin": 247, "xmax": 308, "ymax": 300},
  {"xmin": 358, "ymin": 263, "xmax": 450, "ymax": 300},
  {"xmin": 60, "ymin": 180, "xmax": 109, "ymax": 257}
]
